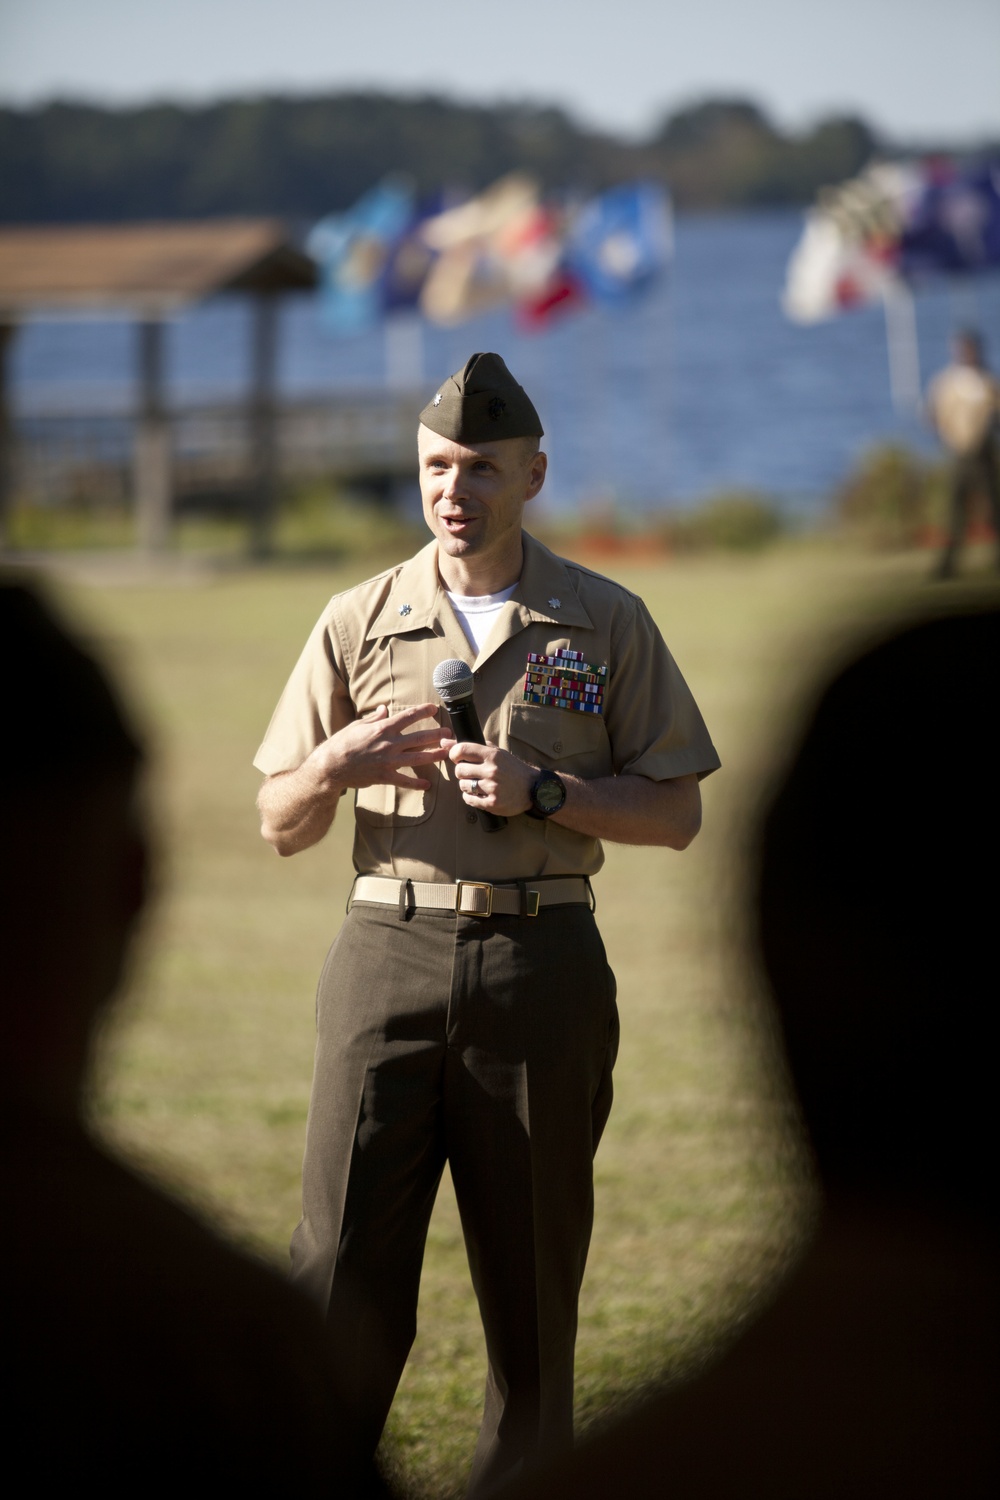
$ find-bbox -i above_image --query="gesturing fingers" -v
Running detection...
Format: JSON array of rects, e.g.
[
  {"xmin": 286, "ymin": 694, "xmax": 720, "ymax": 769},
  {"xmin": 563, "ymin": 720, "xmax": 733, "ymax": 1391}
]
[
  {"xmin": 380, "ymin": 701, "xmax": 441, "ymax": 730},
  {"xmin": 362, "ymin": 704, "xmax": 449, "ymax": 762},
  {"xmin": 326, "ymin": 704, "xmax": 452, "ymax": 788}
]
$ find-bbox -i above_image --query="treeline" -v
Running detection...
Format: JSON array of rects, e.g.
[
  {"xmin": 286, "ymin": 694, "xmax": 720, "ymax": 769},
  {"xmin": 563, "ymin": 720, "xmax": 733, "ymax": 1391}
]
[{"xmin": 0, "ymin": 91, "xmax": 981, "ymax": 224}]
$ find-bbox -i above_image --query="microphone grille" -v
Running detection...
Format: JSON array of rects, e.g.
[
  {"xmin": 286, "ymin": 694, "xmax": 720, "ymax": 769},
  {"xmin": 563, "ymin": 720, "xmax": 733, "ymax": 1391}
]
[{"xmin": 432, "ymin": 658, "xmax": 474, "ymax": 704}]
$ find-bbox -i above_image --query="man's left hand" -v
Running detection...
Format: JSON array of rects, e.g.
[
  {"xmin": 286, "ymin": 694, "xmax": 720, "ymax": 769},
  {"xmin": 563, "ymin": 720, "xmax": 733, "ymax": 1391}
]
[
  {"xmin": 449, "ymin": 742, "xmax": 702, "ymax": 848},
  {"xmin": 448, "ymin": 741, "xmax": 535, "ymax": 817}
]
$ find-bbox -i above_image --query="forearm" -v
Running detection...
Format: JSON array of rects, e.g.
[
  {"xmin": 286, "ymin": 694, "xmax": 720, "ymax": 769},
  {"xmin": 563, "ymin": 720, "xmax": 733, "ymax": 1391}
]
[
  {"xmin": 258, "ymin": 703, "xmax": 451, "ymax": 857},
  {"xmin": 258, "ymin": 755, "xmax": 344, "ymax": 857},
  {"xmin": 451, "ymin": 739, "xmax": 703, "ymax": 849},
  {"xmin": 552, "ymin": 770, "xmax": 702, "ymax": 849}
]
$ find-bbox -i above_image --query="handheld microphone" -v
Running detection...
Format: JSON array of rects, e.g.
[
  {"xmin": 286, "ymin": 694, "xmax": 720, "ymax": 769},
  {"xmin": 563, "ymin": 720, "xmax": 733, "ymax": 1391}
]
[{"xmin": 432, "ymin": 659, "xmax": 507, "ymax": 833}]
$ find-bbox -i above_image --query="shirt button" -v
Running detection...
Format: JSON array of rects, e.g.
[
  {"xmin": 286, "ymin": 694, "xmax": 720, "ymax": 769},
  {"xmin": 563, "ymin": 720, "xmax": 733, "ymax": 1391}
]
[
  {"xmin": 552, "ymin": 740, "xmax": 563, "ymax": 754},
  {"xmin": 466, "ymin": 811, "xmax": 478, "ymax": 824}
]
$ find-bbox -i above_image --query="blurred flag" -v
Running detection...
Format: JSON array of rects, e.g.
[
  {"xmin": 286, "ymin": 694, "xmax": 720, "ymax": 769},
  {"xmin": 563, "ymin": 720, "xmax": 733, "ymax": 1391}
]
[
  {"xmin": 308, "ymin": 177, "xmax": 415, "ymax": 333},
  {"xmin": 783, "ymin": 157, "xmax": 1000, "ymax": 324},
  {"xmin": 379, "ymin": 190, "xmax": 456, "ymax": 313},
  {"xmin": 515, "ymin": 265, "xmax": 586, "ymax": 330},
  {"xmin": 782, "ymin": 161, "xmax": 917, "ymax": 323},
  {"xmin": 308, "ymin": 174, "xmax": 678, "ymax": 333},
  {"xmin": 899, "ymin": 160, "xmax": 1000, "ymax": 277},
  {"xmin": 782, "ymin": 157, "xmax": 1000, "ymax": 417},
  {"xmin": 782, "ymin": 212, "xmax": 899, "ymax": 322},
  {"xmin": 418, "ymin": 174, "xmax": 549, "ymax": 325},
  {"xmin": 564, "ymin": 182, "xmax": 673, "ymax": 304}
]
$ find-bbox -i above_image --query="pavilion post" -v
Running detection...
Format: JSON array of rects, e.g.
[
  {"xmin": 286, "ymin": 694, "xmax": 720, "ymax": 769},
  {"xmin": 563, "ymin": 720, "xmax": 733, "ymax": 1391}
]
[
  {"xmin": 249, "ymin": 289, "xmax": 279, "ymax": 558},
  {"xmin": 134, "ymin": 317, "xmax": 171, "ymax": 553}
]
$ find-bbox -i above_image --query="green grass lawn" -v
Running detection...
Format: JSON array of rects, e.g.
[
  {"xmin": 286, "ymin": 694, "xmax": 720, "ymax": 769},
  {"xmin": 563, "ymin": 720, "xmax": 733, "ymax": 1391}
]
[{"xmin": 25, "ymin": 534, "xmax": 981, "ymax": 1495}]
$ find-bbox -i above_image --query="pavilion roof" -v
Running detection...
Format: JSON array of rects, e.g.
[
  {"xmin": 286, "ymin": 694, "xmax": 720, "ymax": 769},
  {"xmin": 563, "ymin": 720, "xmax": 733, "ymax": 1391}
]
[{"xmin": 0, "ymin": 219, "xmax": 317, "ymax": 316}]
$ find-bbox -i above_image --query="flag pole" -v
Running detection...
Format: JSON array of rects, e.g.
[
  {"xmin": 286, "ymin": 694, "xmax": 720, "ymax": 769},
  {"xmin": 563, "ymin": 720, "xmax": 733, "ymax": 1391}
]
[
  {"xmin": 384, "ymin": 310, "xmax": 424, "ymax": 391},
  {"xmin": 881, "ymin": 279, "xmax": 922, "ymax": 417}
]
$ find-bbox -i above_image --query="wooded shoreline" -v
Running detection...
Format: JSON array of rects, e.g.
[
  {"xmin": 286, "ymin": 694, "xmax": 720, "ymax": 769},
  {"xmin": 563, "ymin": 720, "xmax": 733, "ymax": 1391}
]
[{"xmin": 4, "ymin": 91, "xmax": 993, "ymax": 225}]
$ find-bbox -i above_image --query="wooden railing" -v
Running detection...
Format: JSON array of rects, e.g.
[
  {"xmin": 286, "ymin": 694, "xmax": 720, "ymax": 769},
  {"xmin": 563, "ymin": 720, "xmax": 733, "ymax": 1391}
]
[{"xmin": 12, "ymin": 390, "xmax": 424, "ymax": 510}]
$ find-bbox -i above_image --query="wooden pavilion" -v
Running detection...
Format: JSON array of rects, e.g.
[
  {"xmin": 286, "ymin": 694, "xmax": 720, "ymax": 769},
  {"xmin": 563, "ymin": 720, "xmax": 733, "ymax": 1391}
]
[{"xmin": 0, "ymin": 220, "xmax": 318, "ymax": 553}]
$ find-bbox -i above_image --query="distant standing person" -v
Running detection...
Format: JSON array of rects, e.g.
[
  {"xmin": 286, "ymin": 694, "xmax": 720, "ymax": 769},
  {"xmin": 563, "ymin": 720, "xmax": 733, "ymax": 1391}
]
[{"xmin": 926, "ymin": 328, "xmax": 1000, "ymax": 579}]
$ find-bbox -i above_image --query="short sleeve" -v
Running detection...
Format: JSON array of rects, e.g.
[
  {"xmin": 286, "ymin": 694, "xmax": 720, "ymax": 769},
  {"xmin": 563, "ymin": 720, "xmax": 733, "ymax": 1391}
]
[
  {"xmin": 253, "ymin": 605, "xmax": 354, "ymax": 776},
  {"xmin": 605, "ymin": 598, "xmax": 720, "ymax": 782}
]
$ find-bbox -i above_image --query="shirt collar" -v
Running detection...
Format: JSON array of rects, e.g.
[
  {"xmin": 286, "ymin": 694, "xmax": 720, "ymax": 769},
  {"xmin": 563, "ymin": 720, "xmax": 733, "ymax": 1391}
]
[
  {"xmin": 513, "ymin": 532, "xmax": 593, "ymax": 630},
  {"xmin": 366, "ymin": 531, "xmax": 593, "ymax": 643},
  {"xmin": 367, "ymin": 540, "xmax": 444, "ymax": 641}
]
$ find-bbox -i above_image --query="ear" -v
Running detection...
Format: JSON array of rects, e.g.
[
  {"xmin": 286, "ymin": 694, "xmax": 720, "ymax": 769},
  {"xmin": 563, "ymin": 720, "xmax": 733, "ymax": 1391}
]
[{"xmin": 524, "ymin": 449, "xmax": 547, "ymax": 504}]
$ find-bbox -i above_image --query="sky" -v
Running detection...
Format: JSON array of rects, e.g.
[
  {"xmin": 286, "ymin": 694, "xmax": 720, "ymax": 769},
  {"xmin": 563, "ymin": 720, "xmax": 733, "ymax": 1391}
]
[{"xmin": 1, "ymin": 0, "xmax": 998, "ymax": 144}]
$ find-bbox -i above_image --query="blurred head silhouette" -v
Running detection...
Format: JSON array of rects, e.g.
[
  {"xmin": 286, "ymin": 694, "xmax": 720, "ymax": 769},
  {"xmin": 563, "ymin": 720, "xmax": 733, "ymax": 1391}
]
[
  {"xmin": 756, "ymin": 600, "xmax": 998, "ymax": 1224},
  {"xmin": 0, "ymin": 577, "xmax": 148, "ymax": 1114},
  {"xmin": 0, "ymin": 578, "xmax": 394, "ymax": 1494},
  {"xmin": 497, "ymin": 600, "xmax": 1000, "ymax": 1500}
]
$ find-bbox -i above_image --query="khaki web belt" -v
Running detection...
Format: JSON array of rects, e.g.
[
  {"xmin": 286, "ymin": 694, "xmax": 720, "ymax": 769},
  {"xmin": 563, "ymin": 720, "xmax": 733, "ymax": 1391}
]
[{"xmin": 350, "ymin": 875, "xmax": 594, "ymax": 919}]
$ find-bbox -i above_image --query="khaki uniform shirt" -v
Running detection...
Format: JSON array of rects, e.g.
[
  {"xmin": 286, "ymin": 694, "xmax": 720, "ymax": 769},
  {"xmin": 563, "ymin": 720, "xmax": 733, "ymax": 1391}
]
[
  {"xmin": 928, "ymin": 365, "xmax": 1000, "ymax": 455},
  {"xmin": 255, "ymin": 532, "xmax": 720, "ymax": 884}
]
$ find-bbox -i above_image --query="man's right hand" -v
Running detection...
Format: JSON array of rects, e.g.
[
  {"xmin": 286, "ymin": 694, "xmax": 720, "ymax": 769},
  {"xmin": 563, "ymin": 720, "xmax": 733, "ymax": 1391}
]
[
  {"xmin": 258, "ymin": 703, "xmax": 452, "ymax": 856},
  {"xmin": 321, "ymin": 703, "xmax": 453, "ymax": 791}
]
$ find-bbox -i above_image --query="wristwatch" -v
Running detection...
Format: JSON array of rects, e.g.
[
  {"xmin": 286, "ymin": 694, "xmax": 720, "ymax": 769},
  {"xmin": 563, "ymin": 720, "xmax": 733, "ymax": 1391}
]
[{"xmin": 525, "ymin": 768, "xmax": 567, "ymax": 820}]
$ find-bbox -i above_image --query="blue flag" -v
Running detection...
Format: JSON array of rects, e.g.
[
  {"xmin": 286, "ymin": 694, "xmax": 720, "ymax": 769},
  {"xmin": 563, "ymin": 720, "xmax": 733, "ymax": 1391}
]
[
  {"xmin": 566, "ymin": 182, "xmax": 673, "ymax": 304},
  {"xmin": 307, "ymin": 178, "xmax": 416, "ymax": 334},
  {"xmin": 899, "ymin": 161, "xmax": 1000, "ymax": 279}
]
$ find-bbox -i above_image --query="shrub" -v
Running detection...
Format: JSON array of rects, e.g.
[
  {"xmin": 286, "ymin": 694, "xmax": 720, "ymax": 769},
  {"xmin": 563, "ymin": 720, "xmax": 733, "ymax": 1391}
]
[
  {"xmin": 663, "ymin": 492, "xmax": 786, "ymax": 553},
  {"xmin": 835, "ymin": 444, "xmax": 949, "ymax": 549}
]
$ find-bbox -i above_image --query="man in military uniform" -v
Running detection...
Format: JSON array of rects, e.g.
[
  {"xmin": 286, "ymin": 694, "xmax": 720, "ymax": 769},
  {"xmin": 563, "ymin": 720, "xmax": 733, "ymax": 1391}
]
[
  {"xmin": 927, "ymin": 328, "xmax": 1000, "ymax": 579},
  {"xmin": 255, "ymin": 353, "xmax": 719, "ymax": 1491}
]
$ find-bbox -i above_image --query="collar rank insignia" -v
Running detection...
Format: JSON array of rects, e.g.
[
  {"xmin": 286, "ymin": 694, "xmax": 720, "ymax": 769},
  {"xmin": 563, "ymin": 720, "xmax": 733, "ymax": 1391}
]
[
  {"xmin": 522, "ymin": 647, "xmax": 606, "ymax": 715},
  {"xmin": 398, "ymin": 603, "xmax": 412, "ymax": 617}
]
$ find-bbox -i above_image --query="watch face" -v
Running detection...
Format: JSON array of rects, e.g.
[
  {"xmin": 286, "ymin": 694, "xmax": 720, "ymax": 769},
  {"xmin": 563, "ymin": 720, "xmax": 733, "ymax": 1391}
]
[{"xmin": 533, "ymin": 772, "xmax": 565, "ymax": 813}]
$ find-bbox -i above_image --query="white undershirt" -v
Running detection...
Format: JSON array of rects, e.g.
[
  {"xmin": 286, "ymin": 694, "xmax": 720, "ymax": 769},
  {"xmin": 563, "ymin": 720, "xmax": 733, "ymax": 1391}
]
[{"xmin": 446, "ymin": 584, "xmax": 518, "ymax": 655}]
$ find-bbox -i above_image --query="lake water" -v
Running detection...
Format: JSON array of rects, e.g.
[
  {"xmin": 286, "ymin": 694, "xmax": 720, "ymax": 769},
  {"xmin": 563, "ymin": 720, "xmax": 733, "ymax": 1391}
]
[{"xmin": 10, "ymin": 210, "xmax": 1000, "ymax": 515}]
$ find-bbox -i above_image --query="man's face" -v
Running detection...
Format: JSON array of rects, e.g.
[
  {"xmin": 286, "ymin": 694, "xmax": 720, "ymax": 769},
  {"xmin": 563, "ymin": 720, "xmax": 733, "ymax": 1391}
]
[{"xmin": 417, "ymin": 425, "xmax": 547, "ymax": 579}]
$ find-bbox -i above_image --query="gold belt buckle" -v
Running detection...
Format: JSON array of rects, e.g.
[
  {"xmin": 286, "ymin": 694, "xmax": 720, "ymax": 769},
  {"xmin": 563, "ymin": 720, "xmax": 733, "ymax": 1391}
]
[{"xmin": 456, "ymin": 880, "xmax": 493, "ymax": 917}]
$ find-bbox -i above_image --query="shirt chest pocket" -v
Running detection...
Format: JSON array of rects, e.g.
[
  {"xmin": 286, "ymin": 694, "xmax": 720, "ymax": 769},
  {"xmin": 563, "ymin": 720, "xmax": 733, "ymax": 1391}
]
[
  {"xmin": 354, "ymin": 704, "xmax": 442, "ymax": 829},
  {"xmin": 507, "ymin": 702, "xmax": 613, "ymax": 779}
]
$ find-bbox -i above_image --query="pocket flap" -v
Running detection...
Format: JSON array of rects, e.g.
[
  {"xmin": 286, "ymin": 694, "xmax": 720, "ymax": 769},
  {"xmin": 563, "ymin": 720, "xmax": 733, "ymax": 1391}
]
[{"xmin": 508, "ymin": 701, "xmax": 610, "ymax": 770}]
